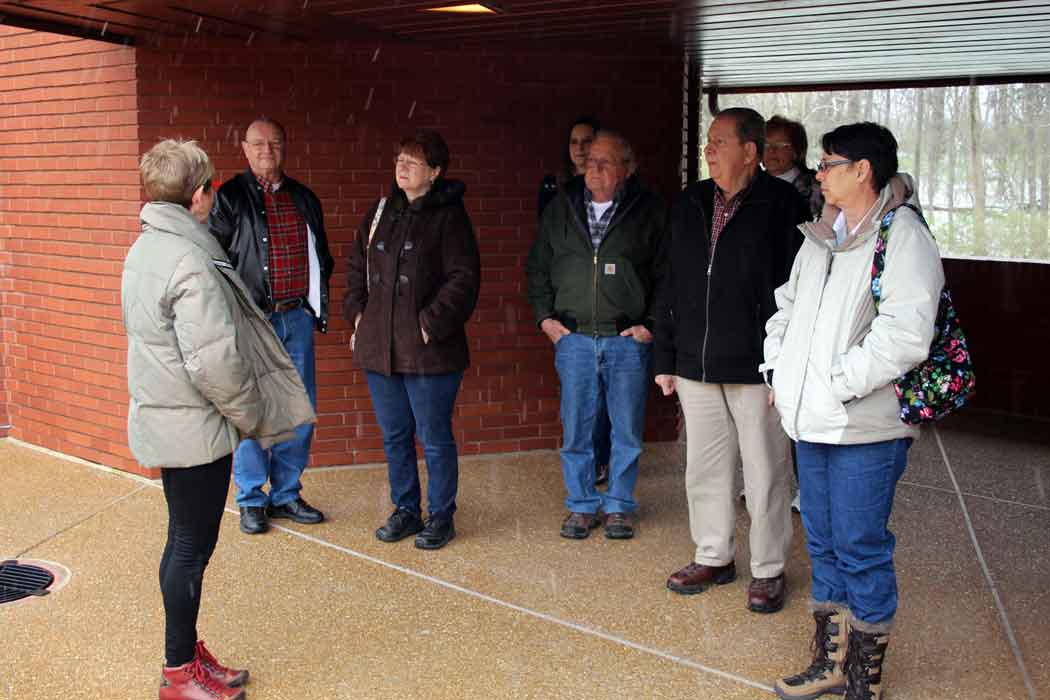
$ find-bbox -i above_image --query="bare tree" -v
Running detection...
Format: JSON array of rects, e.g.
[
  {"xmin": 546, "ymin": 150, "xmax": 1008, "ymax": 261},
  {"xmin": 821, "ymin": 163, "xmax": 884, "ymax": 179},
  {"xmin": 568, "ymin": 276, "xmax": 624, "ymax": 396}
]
[{"xmin": 969, "ymin": 84, "xmax": 987, "ymax": 256}]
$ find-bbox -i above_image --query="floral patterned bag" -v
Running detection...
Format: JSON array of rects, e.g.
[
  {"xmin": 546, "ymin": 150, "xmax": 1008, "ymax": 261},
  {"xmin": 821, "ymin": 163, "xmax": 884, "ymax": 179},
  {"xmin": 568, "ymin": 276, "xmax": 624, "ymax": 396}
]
[{"xmin": 872, "ymin": 205, "xmax": 976, "ymax": 424}]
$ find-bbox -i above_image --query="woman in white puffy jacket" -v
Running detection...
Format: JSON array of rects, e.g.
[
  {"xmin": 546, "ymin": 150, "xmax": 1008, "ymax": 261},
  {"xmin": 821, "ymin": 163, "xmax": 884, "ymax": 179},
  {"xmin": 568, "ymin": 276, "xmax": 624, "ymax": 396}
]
[{"xmin": 763, "ymin": 123, "xmax": 943, "ymax": 700}]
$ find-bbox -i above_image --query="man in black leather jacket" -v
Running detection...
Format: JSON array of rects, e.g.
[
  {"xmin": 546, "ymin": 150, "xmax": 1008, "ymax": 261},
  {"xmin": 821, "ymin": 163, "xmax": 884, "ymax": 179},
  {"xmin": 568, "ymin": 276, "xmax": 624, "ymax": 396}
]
[{"xmin": 209, "ymin": 117, "xmax": 334, "ymax": 535}]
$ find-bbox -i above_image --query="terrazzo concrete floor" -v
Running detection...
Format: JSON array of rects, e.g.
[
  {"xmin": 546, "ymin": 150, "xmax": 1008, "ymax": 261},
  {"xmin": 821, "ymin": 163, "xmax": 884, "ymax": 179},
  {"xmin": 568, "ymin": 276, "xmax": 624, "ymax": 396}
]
[{"xmin": 1, "ymin": 413, "xmax": 1046, "ymax": 699}]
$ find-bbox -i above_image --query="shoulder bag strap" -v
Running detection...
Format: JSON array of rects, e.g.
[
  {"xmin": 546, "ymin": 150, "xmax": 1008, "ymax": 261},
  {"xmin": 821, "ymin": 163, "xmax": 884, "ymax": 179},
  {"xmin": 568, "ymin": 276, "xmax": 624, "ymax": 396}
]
[
  {"xmin": 871, "ymin": 203, "xmax": 929, "ymax": 311},
  {"xmin": 365, "ymin": 197, "xmax": 387, "ymax": 293}
]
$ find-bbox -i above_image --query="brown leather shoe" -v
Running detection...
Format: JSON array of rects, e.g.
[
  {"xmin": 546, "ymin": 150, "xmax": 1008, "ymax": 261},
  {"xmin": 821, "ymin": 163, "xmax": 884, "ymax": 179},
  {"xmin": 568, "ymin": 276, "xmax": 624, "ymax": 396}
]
[
  {"xmin": 604, "ymin": 512, "xmax": 635, "ymax": 540},
  {"xmin": 748, "ymin": 573, "xmax": 786, "ymax": 613},
  {"xmin": 666, "ymin": 561, "xmax": 736, "ymax": 594},
  {"xmin": 560, "ymin": 511, "xmax": 601, "ymax": 539}
]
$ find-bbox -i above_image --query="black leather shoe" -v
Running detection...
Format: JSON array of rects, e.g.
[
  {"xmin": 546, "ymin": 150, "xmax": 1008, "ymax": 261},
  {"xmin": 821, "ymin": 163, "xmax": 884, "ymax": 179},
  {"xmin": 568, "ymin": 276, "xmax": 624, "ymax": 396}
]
[
  {"xmin": 414, "ymin": 517, "xmax": 455, "ymax": 550},
  {"xmin": 239, "ymin": 506, "xmax": 268, "ymax": 534},
  {"xmin": 375, "ymin": 508, "xmax": 425, "ymax": 542},
  {"xmin": 267, "ymin": 497, "xmax": 324, "ymax": 524}
]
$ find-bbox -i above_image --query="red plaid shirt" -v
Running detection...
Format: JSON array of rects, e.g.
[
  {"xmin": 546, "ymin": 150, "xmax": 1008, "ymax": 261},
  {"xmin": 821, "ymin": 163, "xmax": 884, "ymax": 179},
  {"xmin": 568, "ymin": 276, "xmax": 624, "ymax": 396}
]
[
  {"xmin": 710, "ymin": 180, "xmax": 753, "ymax": 259},
  {"xmin": 257, "ymin": 174, "xmax": 308, "ymax": 303}
]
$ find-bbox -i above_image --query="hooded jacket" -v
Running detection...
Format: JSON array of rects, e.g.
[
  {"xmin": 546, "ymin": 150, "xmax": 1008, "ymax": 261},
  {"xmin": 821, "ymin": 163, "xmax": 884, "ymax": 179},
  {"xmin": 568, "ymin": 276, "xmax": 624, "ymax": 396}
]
[
  {"xmin": 209, "ymin": 170, "xmax": 334, "ymax": 332},
  {"xmin": 526, "ymin": 173, "xmax": 668, "ymax": 336},
  {"xmin": 343, "ymin": 179, "xmax": 481, "ymax": 376},
  {"xmin": 761, "ymin": 174, "xmax": 945, "ymax": 444},
  {"xmin": 123, "ymin": 202, "xmax": 316, "ymax": 468}
]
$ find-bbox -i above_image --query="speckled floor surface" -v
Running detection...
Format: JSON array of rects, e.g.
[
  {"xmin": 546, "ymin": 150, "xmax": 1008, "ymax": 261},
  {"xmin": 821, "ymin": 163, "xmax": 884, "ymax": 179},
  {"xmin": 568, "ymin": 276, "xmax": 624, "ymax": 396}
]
[{"xmin": 1, "ymin": 413, "xmax": 1046, "ymax": 700}]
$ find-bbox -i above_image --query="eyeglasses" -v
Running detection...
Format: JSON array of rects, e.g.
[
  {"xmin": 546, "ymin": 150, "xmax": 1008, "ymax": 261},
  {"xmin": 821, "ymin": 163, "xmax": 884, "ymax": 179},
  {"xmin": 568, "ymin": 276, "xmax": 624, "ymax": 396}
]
[
  {"xmin": 584, "ymin": 157, "xmax": 624, "ymax": 172},
  {"xmin": 394, "ymin": 156, "xmax": 427, "ymax": 169},
  {"xmin": 766, "ymin": 141, "xmax": 794, "ymax": 152},
  {"xmin": 245, "ymin": 140, "xmax": 284, "ymax": 150},
  {"xmin": 816, "ymin": 159, "xmax": 852, "ymax": 172}
]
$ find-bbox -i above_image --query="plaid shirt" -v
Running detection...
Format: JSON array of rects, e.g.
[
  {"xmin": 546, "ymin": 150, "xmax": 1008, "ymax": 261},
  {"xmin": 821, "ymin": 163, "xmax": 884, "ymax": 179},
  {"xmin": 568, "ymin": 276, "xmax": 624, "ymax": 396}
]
[
  {"xmin": 584, "ymin": 187, "xmax": 621, "ymax": 250},
  {"xmin": 257, "ymin": 174, "xmax": 309, "ymax": 303},
  {"xmin": 710, "ymin": 180, "xmax": 753, "ymax": 259}
]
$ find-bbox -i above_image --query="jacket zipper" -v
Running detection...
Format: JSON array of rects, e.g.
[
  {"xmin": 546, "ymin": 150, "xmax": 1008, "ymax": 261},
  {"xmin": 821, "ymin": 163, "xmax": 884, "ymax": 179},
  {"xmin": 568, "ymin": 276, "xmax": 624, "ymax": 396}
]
[
  {"xmin": 792, "ymin": 246, "xmax": 833, "ymax": 437},
  {"xmin": 592, "ymin": 251, "xmax": 599, "ymax": 338},
  {"xmin": 701, "ymin": 240, "xmax": 717, "ymax": 380}
]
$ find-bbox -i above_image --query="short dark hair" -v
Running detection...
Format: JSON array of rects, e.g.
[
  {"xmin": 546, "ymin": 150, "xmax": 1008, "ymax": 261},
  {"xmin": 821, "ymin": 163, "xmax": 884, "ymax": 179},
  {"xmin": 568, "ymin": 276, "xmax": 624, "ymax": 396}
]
[
  {"xmin": 399, "ymin": 128, "xmax": 450, "ymax": 176},
  {"xmin": 767, "ymin": 115, "xmax": 810, "ymax": 170},
  {"xmin": 821, "ymin": 122, "xmax": 899, "ymax": 192},
  {"xmin": 718, "ymin": 107, "xmax": 766, "ymax": 159}
]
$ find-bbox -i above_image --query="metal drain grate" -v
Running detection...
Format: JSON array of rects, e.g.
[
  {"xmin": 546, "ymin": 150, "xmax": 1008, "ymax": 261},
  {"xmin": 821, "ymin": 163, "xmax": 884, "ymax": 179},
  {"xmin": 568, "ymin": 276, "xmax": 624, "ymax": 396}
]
[{"xmin": 0, "ymin": 559, "xmax": 55, "ymax": 605}]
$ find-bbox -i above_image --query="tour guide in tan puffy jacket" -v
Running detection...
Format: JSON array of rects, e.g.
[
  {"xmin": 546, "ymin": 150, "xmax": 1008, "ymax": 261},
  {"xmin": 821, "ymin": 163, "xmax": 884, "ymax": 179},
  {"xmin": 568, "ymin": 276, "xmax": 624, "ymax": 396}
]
[{"xmin": 122, "ymin": 139, "xmax": 314, "ymax": 700}]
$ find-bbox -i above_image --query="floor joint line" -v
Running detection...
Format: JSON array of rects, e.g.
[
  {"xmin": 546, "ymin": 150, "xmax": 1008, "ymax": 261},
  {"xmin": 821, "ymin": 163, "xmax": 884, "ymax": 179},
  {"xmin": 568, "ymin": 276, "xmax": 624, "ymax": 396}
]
[
  {"xmin": 933, "ymin": 426, "xmax": 1037, "ymax": 700},
  {"xmin": 13, "ymin": 485, "xmax": 150, "ymax": 559},
  {"xmin": 898, "ymin": 478, "xmax": 1050, "ymax": 512},
  {"xmin": 224, "ymin": 503, "xmax": 776, "ymax": 696}
]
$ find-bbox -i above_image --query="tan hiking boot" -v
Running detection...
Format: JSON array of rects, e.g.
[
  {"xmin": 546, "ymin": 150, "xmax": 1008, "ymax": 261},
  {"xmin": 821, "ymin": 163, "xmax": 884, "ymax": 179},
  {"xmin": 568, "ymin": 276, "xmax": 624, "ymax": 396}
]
[{"xmin": 774, "ymin": 608, "xmax": 849, "ymax": 699}]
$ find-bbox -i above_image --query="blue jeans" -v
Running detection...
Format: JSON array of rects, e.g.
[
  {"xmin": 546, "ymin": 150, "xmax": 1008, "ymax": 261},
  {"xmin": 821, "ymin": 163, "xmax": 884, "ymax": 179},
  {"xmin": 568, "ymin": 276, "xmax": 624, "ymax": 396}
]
[
  {"xmin": 593, "ymin": 395, "xmax": 611, "ymax": 468},
  {"xmin": 797, "ymin": 438, "xmax": 912, "ymax": 626},
  {"xmin": 234, "ymin": 306, "xmax": 316, "ymax": 508},
  {"xmin": 366, "ymin": 370, "xmax": 463, "ymax": 520},
  {"xmin": 554, "ymin": 333, "xmax": 651, "ymax": 515}
]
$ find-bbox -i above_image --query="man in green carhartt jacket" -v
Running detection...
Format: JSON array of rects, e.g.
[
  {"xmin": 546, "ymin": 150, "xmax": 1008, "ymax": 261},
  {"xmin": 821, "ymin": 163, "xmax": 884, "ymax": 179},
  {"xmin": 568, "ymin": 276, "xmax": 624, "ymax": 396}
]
[{"xmin": 526, "ymin": 130, "xmax": 668, "ymax": 542}]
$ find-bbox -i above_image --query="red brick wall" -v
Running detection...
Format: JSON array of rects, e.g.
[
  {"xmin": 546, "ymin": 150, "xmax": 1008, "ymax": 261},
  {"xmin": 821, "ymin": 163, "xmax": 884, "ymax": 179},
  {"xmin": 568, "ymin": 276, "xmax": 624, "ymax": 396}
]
[
  {"xmin": 0, "ymin": 27, "xmax": 141, "ymax": 471},
  {"xmin": 135, "ymin": 36, "xmax": 683, "ymax": 467},
  {"xmin": 0, "ymin": 27, "xmax": 681, "ymax": 475}
]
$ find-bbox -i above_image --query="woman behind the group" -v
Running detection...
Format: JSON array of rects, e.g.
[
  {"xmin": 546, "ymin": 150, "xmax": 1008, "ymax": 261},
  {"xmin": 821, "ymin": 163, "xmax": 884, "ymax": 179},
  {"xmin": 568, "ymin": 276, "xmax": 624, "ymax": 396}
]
[
  {"xmin": 344, "ymin": 128, "xmax": 481, "ymax": 551},
  {"xmin": 763, "ymin": 123, "xmax": 944, "ymax": 700},
  {"xmin": 537, "ymin": 115, "xmax": 599, "ymax": 216},
  {"xmin": 764, "ymin": 114, "xmax": 824, "ymax": 220},
  {"xmin": 537, "ymin": 115, "xmax": 612, "ymax": 486},
  {"xmin": 123, "ymin": 140, "xmax": 314, "ymax": 700}
]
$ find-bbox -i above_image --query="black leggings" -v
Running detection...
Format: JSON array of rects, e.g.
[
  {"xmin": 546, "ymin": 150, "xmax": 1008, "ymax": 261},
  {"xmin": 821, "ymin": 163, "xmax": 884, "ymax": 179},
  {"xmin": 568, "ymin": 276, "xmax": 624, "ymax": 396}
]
[{"xmin": 160, "ymin": 454, "xmax": 232, "ymax": 667}]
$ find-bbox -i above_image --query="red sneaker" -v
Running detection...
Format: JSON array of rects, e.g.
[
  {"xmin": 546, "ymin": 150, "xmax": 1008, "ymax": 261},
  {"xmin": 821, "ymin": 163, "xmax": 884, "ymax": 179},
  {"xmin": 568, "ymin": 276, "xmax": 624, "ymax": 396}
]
[
  {"xmin": 159, "ymin": 657, "xmax": 244, "ymax": 700},
  {"xmin": 196, "ymin": 640, "xmax": 249, "ymax": 687}
]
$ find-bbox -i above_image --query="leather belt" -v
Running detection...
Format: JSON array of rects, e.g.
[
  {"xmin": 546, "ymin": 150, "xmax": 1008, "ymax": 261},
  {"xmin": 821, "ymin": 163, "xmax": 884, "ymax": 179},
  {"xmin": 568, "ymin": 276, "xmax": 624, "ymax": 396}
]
[{"xmin": 272, "ymin": 297, "xmax": 306, "ymax": 313}]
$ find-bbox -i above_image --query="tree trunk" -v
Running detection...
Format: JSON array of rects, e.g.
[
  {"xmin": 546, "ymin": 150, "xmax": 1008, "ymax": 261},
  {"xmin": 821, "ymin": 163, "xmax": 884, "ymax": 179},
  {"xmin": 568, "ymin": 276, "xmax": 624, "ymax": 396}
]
[
  {"xmin": 1040, "ymin": 86, "xmax": 1050, "ymax": 259},
  {"xmin": 914, "ymin": 89, "xmax": 925, "ymax": 202},
  {"xmin": 926, "ymin": 87, "xmax": 946, "ymax": 223},
  {"xmin": 946, "ymin": 87, "xmax": 959, "ymax": 248},
  {"xmin": 969, "ymin": 84, "xmax": 987, "ymax": 256}
]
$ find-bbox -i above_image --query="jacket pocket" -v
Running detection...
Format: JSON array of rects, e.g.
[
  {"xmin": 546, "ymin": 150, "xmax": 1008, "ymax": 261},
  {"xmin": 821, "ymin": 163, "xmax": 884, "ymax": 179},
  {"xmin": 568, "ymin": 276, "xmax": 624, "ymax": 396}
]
[
  {"xmin": 797, "ymin": 359, "xmax": 848, "ymax": 435},
  {"xmin": 599, "ymin": 256, "xmax": 645, "ymax": 322}
]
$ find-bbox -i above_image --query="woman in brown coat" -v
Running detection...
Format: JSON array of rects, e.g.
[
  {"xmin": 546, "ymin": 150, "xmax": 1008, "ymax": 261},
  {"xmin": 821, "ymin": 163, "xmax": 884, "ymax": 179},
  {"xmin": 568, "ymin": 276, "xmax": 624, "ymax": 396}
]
[{"xmin": 344, "ymin": 128, "xmax": 481, "ymax": 550}]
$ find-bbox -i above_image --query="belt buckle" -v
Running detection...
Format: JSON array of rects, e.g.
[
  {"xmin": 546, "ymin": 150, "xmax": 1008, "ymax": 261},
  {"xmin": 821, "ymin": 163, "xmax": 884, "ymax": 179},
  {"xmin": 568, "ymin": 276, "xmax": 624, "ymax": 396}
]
[{"xmin": 274, "ymin": 297, "xmax": 303, "ymax": 313}]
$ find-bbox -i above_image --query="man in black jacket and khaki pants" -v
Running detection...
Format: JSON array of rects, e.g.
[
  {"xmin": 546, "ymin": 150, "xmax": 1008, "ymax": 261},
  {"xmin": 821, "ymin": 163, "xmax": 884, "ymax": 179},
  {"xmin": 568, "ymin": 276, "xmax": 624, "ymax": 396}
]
[{"xmin": 653, "ymin": 107, "xmax": 807, "ymax": 614}]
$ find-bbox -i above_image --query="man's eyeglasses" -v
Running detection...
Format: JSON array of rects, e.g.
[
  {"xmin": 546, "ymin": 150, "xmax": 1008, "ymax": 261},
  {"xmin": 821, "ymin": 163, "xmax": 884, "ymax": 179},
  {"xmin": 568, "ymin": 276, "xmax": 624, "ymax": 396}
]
[
  {"xmin": 245, "ymin": 140, "xmax": 283, "ymax": 150},
  {"xmin": 816, "ymin": 159, "xmax": 852, "ymax": 172},
  {"xmin": 766, "ymin": 141, "xmax": 794, "ymax": 152},
  {"xmin": 585, "ymin": 158, "xmax": 624, "ymax": 172}
]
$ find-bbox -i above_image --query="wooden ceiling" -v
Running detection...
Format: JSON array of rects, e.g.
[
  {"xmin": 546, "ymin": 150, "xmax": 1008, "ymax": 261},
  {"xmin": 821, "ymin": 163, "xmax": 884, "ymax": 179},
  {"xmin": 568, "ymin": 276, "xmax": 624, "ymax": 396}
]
[{"xmin": 2, "ymin": 0, "xmax": 1049, "ymax": 89}]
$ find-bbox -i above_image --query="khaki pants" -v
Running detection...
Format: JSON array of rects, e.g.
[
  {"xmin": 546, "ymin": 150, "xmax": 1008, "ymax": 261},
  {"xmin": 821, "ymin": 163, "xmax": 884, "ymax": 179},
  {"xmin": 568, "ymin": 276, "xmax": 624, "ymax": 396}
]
[{"xmin": 676, "ymin": 377, "xmax": 792, "ymax": 578}]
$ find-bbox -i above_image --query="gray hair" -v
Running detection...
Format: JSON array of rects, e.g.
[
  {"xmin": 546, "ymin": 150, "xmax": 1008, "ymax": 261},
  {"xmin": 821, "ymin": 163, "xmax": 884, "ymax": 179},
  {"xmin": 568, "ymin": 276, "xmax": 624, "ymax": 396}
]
[
  {"xmin": 594, "ymin": 129, "xmax": 636, "ymax": 169},
  {"xmin": 139, "ymin": 139, "xmax": 214, "ymax": 205}
]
